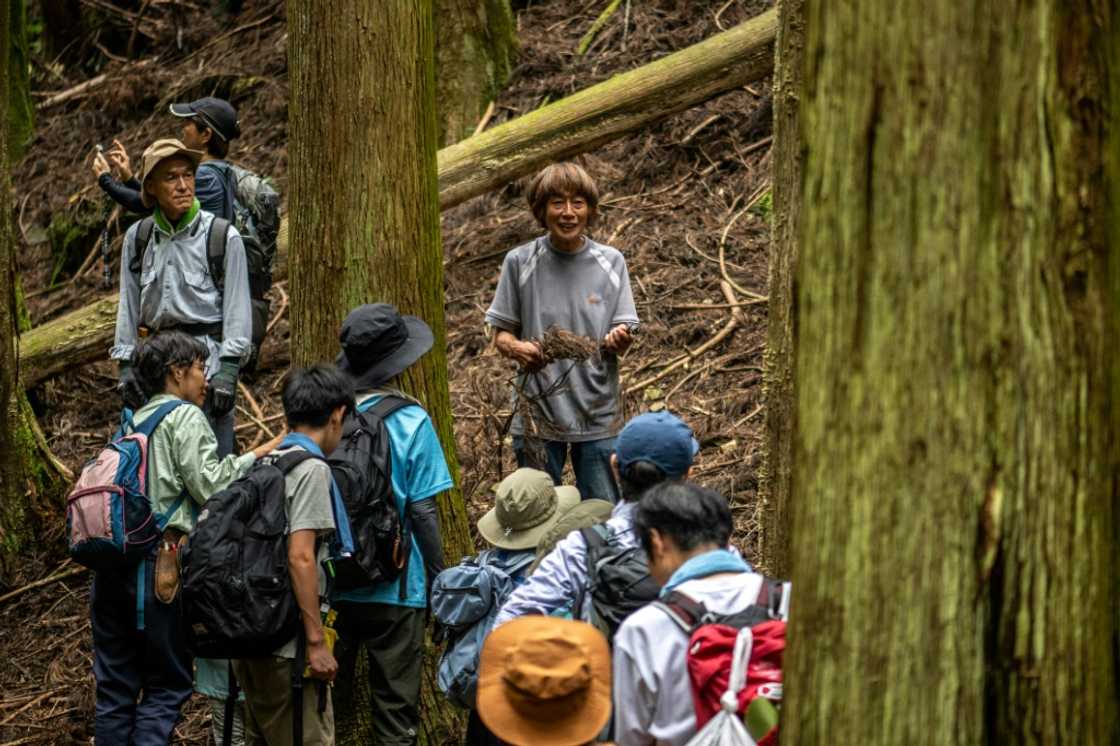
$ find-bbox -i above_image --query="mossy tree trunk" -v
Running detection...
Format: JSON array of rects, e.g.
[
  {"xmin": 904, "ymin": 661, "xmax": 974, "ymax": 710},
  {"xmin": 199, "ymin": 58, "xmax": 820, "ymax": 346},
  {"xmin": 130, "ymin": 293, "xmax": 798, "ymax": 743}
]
[
  {"xmin": 288, "ymin": 1, "xmax": 469, "ymax": 742},
  {"xmin": 783, "ymin": 2, "xmax": 1119, "ymax": 744},
  {"xmin": 7, "ymin": 0, "xmax": 33, "ymax": 159},
  {"xmin": 758, "ymin": 0, "xmax": 802, "ymax": 577},
  {"xmin": 0, "ymin": 0, "xmax": 60, "ymax": 584},
  {"xmin": 435, "ymin": 0, "xmax": 516, "ymax": 146}
]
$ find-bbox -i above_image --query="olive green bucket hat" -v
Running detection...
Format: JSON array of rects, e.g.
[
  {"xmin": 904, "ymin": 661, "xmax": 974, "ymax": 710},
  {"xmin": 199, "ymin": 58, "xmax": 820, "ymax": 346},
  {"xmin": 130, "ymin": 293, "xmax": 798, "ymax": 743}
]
[
  {"xmin": 528, "ymin": 499, "xmax": 614, "ymax": 575},
  {"xmin": 478, "ymin": 468, "xmax": 580, "ymax": 550}
]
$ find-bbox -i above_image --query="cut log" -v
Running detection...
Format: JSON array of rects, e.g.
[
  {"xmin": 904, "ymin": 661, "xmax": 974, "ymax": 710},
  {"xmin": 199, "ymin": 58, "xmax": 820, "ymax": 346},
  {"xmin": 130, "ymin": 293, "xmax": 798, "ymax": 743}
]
[{"xmin": 18, "ymin": 11, "xmax": 777, "ymax": 387}]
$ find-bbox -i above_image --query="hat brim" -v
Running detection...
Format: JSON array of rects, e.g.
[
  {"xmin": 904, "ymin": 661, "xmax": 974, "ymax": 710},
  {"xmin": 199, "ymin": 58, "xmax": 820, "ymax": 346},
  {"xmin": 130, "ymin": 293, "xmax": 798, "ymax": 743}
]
[
  {"xmin": 477, "ymin": 617, "xmax": 612, "ymax": 746},
  {"xmin": 168, "ymin": 102, "xmax": 195, "ymax": 118},
  {"xmin": 139, "ymin": 146, "xmax": 205, "ymax": 208},
  {"xmin": 528, "ymin": 499, "xmax": 614, "ymax": 575},
  {"xmin": 336, "ymin": 315, "xmax": 434, "ymax": 390},
  {"xmin": 477, "ymin": 486, "xmax": 580, "ymax": 550}
]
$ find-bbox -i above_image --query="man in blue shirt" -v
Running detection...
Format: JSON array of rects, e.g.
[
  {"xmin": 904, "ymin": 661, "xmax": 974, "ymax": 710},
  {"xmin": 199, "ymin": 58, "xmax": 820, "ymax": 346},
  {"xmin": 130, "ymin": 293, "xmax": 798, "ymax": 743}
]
[{"xmin": 330, "ymin": 304, "xmax": 451, "ymax": 745}]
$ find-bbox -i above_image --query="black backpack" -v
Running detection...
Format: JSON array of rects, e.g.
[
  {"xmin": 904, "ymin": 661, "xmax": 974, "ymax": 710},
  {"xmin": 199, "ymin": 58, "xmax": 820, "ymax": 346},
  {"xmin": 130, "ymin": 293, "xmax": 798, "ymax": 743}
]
[
  {"xmin": 180, "ymin": 450, "xmax": 317, "ymax": 660},
  {"xmin": 327, "ymin": 395, "xmax": 414, "ymax": 595},
  {"xmin": 131, "ymin": 161, "xmax": 280, "ymax": 372},
  {"xmin": 581, "ymin": 524, "xmax": 661, "ymax": 640}
]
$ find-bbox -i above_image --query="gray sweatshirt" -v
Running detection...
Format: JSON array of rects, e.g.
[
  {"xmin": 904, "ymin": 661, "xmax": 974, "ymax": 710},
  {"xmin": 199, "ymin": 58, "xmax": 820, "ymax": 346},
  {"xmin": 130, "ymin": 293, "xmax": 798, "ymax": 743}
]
[{"xmin": 485, "ymin": 235, "xmax": 639, "ymax": 442}]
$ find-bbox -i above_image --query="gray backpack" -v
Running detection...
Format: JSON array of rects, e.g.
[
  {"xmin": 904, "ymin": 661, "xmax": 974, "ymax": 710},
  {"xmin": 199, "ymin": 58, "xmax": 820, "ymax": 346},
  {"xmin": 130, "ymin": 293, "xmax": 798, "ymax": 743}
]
[{"xmin": 431, "ymin": 549, "xmax": 535, "ymax": 708}]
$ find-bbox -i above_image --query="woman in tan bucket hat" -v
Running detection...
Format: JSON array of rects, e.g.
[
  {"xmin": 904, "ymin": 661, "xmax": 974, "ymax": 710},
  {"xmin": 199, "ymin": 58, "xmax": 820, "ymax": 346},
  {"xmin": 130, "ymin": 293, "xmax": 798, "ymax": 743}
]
[{"xmin": 477, "ymin": 617, "xmax": 613, "ymax": 746}]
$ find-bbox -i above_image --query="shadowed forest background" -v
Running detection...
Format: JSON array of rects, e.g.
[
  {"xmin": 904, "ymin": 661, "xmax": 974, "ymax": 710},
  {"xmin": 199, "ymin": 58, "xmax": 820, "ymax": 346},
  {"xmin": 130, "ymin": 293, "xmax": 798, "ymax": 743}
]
[{"xmin": 1, "ymin": 1, "xmax": 775, "ymax": 742}]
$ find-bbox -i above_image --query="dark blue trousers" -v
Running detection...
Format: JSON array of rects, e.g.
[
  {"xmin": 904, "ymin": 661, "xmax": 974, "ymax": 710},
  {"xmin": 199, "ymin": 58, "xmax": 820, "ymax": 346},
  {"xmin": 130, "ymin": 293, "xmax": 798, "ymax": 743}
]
[
  {"xmin": 513, "ymin": 435, "xmax": 620, "ymax": 503},
  {"xmin": 91, "ymin": 557, "xmax": 193, "ymax": 745}
]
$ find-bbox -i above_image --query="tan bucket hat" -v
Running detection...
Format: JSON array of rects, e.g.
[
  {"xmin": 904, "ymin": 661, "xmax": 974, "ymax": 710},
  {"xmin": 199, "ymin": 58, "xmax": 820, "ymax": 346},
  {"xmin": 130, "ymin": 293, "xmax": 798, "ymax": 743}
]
[
  {"xmin": 477, "ymin": 617, "xmax": 611, "ymax": 746},
  {"xmin": 137, "ymin": 138, "xmax": 204, "ymax": 208},
  {"xmin": 477, "ymin": 468, "xmax": 580, "ymax": 550}
]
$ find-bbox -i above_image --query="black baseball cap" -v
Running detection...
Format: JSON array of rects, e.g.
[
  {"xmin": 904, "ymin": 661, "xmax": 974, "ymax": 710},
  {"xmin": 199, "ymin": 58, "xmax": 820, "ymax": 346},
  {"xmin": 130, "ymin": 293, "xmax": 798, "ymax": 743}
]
[{"xmin": 169, "ymin": 97, "xmax": 240, "ymax": 142}]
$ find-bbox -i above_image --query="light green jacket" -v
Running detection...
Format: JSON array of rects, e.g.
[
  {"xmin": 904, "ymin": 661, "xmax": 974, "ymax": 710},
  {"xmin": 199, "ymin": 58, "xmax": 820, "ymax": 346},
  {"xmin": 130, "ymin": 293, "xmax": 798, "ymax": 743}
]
[{"xmin": 132, "ymin": 394, "xmax": 255, "ymax": 533}]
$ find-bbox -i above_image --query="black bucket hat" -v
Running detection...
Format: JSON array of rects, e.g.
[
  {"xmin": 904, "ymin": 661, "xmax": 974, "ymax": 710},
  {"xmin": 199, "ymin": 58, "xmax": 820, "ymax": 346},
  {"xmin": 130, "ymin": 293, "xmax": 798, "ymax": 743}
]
[{"xmin": 336, "ymin": 304, "xmax": 434, "ymax": 390}]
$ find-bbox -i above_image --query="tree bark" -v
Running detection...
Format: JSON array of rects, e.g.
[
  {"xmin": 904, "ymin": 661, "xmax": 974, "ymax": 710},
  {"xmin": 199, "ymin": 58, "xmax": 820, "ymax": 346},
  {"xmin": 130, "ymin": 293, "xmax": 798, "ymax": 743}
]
[
  {"xmin": 7, "ymin": 0, "xmax": 34, "ymax": 159},
  {"xmin": 288, "ymin": 1, "xmax": 468, "ymax": 741},
  {"xmin": 784, "ymin": 2, "xmax": 1119, "ymax": 745},
  {"xmin": 435, "ymin": 0, "xmax": 516, "ymax": 145},
  {"xmin": 758, "ymin": 0, "xmax": 802, "ymax": 577},
  {"xmin": 0, "ymin": 0, "xmax": 61, "ymax": 583},
  {"xmin": 18, "ymin": 11, "xmax": 778, "ymax": 388}
]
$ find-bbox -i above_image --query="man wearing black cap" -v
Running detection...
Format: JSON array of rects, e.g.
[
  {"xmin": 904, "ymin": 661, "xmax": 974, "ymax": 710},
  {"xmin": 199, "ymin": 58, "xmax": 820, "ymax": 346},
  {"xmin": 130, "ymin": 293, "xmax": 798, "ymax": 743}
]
[
  {"xmin": 330, "ymin": 304, "xmax": 452, "ymax": 746},
  {"xmin": 92, "ymin": 97, "xmax": 241, "ymax": 218}
]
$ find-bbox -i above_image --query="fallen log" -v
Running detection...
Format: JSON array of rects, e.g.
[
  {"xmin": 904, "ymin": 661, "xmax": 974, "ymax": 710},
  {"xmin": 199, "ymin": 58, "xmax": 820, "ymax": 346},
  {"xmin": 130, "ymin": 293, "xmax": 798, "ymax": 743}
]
[{"xmin": 19, "ymin": 11, "xmax": 776, "ymax": 388}]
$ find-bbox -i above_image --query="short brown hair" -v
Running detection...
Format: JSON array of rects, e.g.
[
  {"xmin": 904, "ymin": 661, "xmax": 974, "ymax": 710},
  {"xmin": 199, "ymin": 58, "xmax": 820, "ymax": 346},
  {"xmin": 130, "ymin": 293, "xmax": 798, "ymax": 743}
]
[{"xmin": 526, "ymin": 162, "xmax": 599, "ymax": 227}]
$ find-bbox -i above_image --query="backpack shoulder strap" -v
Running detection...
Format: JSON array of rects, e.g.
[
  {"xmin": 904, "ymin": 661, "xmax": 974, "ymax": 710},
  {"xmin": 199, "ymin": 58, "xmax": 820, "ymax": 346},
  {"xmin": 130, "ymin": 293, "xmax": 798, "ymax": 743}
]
[
  {"xmin": 271, "ymin": 449, "xmax": 321, "ymax": 476},
  {"xmin": 206, "ymin": 217, "xmax": 231, "ymax": 292},
  {"xmin": 131, "ymin": 400, "xmax": 187, "ymax": 438},
  {"xmin": 652, "ymin": 590, "xmax": 711, "ymax": 634},
  {"xmin": 361, "ymin": 394, "xmax": 416, "ymax": 422},
  {"xmin": 755, "ymin": 576, "xmax": 789, "ymax": 620},
  {"xmin": 128, "ymin": 216, "xmax": 156, "ymax": 277}
]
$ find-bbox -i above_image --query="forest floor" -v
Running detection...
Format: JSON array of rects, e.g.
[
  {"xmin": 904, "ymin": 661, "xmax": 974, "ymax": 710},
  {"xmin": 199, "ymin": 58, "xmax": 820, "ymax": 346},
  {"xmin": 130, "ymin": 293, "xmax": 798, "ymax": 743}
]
[{"xmin": 3, "ymin": 0, "xmax": 774, "ymax": 742}]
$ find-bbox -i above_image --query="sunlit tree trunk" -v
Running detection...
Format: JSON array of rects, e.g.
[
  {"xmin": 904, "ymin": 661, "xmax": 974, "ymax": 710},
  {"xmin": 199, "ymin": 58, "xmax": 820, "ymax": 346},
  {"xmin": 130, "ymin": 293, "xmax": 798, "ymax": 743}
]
[
  {"xmin": 759, "ymin": 0, "xmax": 802, "ymax": 576},
  {"xmin": 287, "ymin": 1, "xmax": 470, "ymax": 741},
  {"xmin": 784, "ymin": 2, "xmax": 1119, "ymax": 744}
]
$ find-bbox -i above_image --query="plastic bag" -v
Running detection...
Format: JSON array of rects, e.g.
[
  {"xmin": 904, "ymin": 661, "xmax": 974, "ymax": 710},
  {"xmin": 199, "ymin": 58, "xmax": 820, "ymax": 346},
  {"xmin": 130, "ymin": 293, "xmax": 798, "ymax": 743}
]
[{"xmin": 684, "ymin": 627, "xmax": 758, "ymax": 746}]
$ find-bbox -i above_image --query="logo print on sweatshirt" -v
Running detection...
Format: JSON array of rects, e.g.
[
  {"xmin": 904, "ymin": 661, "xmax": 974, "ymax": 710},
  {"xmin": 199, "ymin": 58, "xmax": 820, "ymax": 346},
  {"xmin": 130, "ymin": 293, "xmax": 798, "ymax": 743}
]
[{"xmin": 588, "ymin": 292, "xmax": 602, "ymax": 305}]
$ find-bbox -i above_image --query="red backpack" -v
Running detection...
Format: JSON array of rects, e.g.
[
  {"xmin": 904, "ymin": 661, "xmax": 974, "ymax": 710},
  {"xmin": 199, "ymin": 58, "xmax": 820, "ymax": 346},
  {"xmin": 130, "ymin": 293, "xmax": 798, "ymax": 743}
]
[{"xmin": 653, "ymin": 577, "xmax": 789, "ymax": 744}]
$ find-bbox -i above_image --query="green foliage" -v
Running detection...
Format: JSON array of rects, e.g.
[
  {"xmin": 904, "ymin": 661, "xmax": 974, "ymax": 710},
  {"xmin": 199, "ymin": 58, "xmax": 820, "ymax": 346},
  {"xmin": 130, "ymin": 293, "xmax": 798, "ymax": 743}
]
[
  {"xmin": 46, "ymin": 207, "xmax": 102, "ymax": 284},
  {"xmin": 752, "ymin": 189, "xmax": 773, "ymax": 219},
  {"xmin": 7, "ymin": 0, "xmax": 35, "ymax": 159}
]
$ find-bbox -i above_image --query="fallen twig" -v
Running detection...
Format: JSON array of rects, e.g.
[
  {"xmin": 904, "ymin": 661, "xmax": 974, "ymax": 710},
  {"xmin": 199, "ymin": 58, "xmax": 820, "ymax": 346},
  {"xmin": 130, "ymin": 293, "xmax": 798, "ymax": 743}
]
[
  {"xmin": 0, "ymin": 566, "xmax": 87, "ymax": 606},
  {"xmin": 578, "ymin": 0, "xmax": 623, "ymax": 55},
  {"xmin": 266, "ymin": 283, "xmax": 288, "ymax": 335}
]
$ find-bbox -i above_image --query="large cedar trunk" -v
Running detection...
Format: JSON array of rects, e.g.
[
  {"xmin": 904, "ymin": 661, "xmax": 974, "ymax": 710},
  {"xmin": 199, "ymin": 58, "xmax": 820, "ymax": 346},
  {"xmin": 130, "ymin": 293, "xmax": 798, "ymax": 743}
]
[
  {"xmin": 783, "ymin": 2, "xmax": 1119, "ymax": 744},
  {"xmin": 0, "ymin": 0, "xmax": 60, "ymax": 583},
  {"xmin": 435, "ymin": 0, "xmax": 516, "ymax": 145},
  {"xmin": 287, "ymin": 1, "xmax": 470, "ymax": 742},
  {"xmin": 758, "ymin": 0, "xmax": 802, "ymax": 577}
]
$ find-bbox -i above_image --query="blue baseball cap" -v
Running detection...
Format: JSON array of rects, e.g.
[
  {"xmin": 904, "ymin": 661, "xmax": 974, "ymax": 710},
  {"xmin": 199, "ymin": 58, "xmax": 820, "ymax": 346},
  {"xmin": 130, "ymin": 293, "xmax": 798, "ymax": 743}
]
[{"xmin": 615, "ymin": 411, "xmax": 700, "ymax": 479}]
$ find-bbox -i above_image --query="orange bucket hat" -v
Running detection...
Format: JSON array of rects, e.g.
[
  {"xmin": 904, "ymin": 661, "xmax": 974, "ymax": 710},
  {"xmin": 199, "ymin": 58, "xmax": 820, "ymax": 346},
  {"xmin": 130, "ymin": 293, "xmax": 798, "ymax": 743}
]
[{"xmin": 477, "ymin": 617, "xmax": 611, "ymax": 746}]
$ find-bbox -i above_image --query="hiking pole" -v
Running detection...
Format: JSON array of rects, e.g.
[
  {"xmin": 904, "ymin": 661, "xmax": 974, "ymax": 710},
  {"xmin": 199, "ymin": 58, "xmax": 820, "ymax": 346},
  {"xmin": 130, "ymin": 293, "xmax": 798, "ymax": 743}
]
[
  {"xmin": 96, "ymin": 145, "xmax": 115, "ymax": 289},
  {"xmin": 100, "ymin": 197, "xmax": 114, "ymax": 289}
]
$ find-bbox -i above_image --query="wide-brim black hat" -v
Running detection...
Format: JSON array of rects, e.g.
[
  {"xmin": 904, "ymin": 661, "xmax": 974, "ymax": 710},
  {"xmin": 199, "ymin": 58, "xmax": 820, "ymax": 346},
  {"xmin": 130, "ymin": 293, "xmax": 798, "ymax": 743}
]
[{"xmin": 335, "ymin": 303, "xmax": 434, "ymax": 390}]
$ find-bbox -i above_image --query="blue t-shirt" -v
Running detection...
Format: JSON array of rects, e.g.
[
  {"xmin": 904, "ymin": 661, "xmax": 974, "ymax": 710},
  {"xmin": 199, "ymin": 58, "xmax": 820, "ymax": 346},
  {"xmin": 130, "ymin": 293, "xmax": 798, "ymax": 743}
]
[{"xmin": 334, "ymin": 394, "xmax": 454, "ymax": 608}]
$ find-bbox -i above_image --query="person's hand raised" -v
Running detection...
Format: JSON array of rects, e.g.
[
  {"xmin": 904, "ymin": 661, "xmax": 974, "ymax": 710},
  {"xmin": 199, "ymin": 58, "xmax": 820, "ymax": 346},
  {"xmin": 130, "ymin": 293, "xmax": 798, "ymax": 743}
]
[
  {"xmin": 91, "ymin": 148, "xmax": 110, "ymax": 178},
  {"xmin": 106, "ymin": 139, "xmax": 132, "ymax": 181}
]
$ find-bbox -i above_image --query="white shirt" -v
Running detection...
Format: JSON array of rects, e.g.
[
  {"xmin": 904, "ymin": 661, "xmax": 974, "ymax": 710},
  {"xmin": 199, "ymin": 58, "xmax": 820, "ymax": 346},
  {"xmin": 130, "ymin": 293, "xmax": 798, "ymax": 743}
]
[{"xmin": 612, "ymin": 572, "xmax": 766, "ymax": 746}]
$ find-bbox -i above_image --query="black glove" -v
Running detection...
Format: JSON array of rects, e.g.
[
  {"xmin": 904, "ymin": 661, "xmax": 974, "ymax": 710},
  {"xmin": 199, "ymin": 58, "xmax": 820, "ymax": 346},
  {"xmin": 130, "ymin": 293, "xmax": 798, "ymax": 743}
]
[
  {"xmin": 206, "ymin": 358, "xmax": 240, "ymax": 417},
  {"xmin": 118, "ymin": 362, "xmax": 146, "ymax": 411}
]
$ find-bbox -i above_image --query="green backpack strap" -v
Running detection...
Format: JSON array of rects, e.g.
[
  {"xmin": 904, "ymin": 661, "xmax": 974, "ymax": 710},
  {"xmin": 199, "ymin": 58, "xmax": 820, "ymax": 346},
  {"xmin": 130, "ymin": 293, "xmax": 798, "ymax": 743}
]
[{"xmin": 206, "ymin": 217, "xmax": 231, "ymax": 293}]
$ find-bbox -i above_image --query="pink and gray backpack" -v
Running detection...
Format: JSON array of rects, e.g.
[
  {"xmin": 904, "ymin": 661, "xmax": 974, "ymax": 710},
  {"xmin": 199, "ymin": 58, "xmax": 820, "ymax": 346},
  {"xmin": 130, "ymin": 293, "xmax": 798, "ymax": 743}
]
[{"xmin": 67, "ymin": 400, "xmax": 187, "ymax": 571}]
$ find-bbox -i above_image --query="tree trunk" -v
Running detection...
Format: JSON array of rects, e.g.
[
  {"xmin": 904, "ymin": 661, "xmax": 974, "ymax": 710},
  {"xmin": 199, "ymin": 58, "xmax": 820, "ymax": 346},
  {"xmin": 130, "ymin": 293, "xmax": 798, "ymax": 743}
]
[
  {"xmin": 288, "ymin": 1, "xmax": 468, "ymax": 742},
  {"xmin": 758, "ymin": 0, "xmax": 802, "ymax": 578},
  {"xmin": 435, "ymin": 0, "xmax": 516, "ymax": 145},
  {"xmin": 0, "ymin": 0, "xmax": 62, "ymax": 584},
  {"xmin": 18, "ymin": 10, "xmax": 778, "ymax": 387},
  {"xmin": 784, "ymin": 2, "xmax": 1119, "ymax": 745},
  {"xmin": 7, "ymin": 0, "xmax": 34, "ymax": 159}
]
